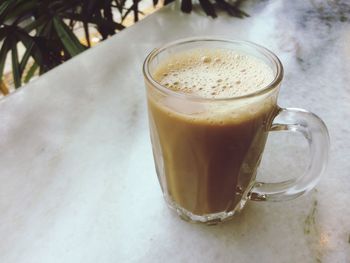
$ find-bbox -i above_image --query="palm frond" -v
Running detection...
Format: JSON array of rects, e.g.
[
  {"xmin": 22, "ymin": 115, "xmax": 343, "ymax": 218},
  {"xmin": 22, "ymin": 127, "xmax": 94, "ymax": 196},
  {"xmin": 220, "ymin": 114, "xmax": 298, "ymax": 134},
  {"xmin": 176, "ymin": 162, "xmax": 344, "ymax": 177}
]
[{"xmin": 0, "ymin": 0, "xmax": 248, "ymax": 91}]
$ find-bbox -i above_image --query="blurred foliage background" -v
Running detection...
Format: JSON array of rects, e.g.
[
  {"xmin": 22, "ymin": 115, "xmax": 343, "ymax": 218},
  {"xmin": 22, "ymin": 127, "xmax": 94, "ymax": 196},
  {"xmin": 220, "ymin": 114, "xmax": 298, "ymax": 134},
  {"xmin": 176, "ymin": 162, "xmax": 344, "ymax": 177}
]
[{"xmin": 0, "ymin": 0, "xmax": 247, "ymax": 95}]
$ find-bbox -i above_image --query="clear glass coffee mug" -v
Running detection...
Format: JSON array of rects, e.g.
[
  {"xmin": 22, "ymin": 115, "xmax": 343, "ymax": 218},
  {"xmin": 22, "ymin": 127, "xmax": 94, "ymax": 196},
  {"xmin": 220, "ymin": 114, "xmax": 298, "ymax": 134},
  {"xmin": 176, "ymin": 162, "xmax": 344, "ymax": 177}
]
[{"xmin": 143, "ymin": 37, "xmax": 329, "ymax": 224}]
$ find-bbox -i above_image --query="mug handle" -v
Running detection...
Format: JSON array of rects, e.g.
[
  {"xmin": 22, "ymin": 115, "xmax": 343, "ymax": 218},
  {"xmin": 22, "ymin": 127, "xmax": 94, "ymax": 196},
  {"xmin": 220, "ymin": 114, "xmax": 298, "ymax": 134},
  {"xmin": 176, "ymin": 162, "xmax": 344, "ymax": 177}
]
[{"xmin": 248, "ymin": 108, "xmax": 330, "ymax": 202}]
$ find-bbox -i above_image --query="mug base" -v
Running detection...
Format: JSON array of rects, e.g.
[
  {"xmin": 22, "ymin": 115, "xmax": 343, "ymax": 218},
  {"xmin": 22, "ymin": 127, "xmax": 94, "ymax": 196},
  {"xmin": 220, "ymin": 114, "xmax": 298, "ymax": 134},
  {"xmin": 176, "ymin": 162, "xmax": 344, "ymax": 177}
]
[{"xmin": 164, "ymin": 195, "xmax": 248, "ymax": 225}]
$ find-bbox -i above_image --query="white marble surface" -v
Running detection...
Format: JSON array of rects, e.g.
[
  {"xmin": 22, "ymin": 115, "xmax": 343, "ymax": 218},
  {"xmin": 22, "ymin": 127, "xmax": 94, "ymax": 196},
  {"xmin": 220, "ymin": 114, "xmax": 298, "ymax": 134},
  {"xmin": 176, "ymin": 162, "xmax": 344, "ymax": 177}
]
[{"xmin": 1, "ymin": 0, "xmax": 349, "ymax": 262}]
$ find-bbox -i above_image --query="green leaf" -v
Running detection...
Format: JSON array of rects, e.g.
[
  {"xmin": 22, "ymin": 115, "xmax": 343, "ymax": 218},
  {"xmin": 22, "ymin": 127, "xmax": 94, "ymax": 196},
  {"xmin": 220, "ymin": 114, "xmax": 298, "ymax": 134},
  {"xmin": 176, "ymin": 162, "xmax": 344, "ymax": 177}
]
[
  {"xmin": 0, "ymin": 38, "xmax": 11, "ymax": 83},
  {"xmin": 64, "ymin": 13, "xmax": 124, "ymax": 31},
  {"xmin": 181, "ymin": 0, "xmax": 192, "ymax": 13},
  {"xmin": 121, "ymin": 5, "xmax": 134, "ymax": 21},
  {"xmin": 24, "ymin": 62, "xmax": 38, "ymax": 83},
  {"xmin": 19, "ymin": 42, "xmax": 34, "ymax": 74},
  {"xmin": 113, "ymin": 0, "xmax": 124, "ymax": 13},
  {"xmin": 24, "ymin": 15, "xmax": 49, "ymax": 32},
  {"xmin": 11, "ymin": 43, "xmax": 22, "ymax": 88},
  {"xmin": 39, "ymin": 19, "xmax": 53, "ymax": 37},
  {"xmin": 0, "ymin": 1, "xmax": 11, "ymax": 12},
  {"xmin": 121, "ymin": 0, "xmax": 141, "ymax": 22},
  {"xmin": 83, "ymin": 21, "xmax": 91, "ymax": 47},
  {"xmin": 132, "ymin": 0, "xmax": 140, "ymax": 22},
  {"xmin": 122, "ymin": 1, "xmax": 143, "ymax": 22},
  {"xmin": 10, "ymin": 1, "xmax": 39, "ymax": 25},
  {"xmin": 15, "ymin": 30, "xmax": 43, "ymax": 67},
  {"xmin": 103, "ymin": 3, "xmax": 114, "ymax": 22},
  {"xmin": 0, "ymin": 27, "xmax": 7, "ymax": 42},
  {"xmin": 198, "ymin": 0, "xmax": 217, "ymax": 18},
  {"xmin": 85, "ymin": 0, "xmax": 100, "ymax": 17},
  {"xmin": 0, "ymin": 0, "xmax": 36, "ymax": 25},
  {"xmin": 215, "ymin": 0, "xmax": 249, "ymax": 18},
  {"xmin": 0, "ymin": 0, "xmax": 15, "ymax": 24},
  {"xmin": 52, "ymin": 16, "xmax": 86, "ymax": 57}
]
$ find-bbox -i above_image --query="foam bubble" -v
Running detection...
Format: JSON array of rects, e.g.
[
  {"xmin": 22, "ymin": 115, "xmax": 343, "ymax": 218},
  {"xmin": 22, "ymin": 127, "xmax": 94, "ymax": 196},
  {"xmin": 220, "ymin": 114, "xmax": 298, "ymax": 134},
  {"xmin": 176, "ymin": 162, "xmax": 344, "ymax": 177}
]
[
  {"xmin": 201, "ymin": 56, "xmax": 212, "ymax": 63},
  {"xmin": 154, "ymin": 48, "xmax": 274, "ymax": 99}
]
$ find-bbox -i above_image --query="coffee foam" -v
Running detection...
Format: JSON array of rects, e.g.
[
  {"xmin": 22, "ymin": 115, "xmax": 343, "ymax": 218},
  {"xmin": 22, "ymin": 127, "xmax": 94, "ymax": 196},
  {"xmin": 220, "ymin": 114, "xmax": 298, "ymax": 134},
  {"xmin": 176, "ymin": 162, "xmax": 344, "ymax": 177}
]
[{"xmin": 154, "ymin": 48, "xmax": 274, "ymax": 99}]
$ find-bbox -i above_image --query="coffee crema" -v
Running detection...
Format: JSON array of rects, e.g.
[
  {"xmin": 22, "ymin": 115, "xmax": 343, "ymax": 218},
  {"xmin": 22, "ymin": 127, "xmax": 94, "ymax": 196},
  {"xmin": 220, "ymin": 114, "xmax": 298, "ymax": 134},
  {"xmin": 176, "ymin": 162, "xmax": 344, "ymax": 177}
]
[{"xmin": 148, "ymin": 48, "xmax": 278, "ymax": 215}]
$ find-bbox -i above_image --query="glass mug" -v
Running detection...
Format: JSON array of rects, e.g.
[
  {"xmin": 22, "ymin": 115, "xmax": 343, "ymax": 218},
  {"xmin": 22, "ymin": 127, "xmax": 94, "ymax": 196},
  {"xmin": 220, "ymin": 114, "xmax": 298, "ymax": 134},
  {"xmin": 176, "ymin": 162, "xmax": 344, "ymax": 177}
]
[{"xmin": 143, "ymin": 37, "xmax": 329, "ymax": 224}]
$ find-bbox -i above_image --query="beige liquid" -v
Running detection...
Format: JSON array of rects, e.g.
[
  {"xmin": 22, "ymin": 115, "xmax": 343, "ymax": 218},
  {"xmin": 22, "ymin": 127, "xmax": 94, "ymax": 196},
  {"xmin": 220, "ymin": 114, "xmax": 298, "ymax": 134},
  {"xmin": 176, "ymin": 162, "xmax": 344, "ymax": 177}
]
[{"xmin": 148, "ymin": 48, "xmax": 278, "ymax": 215}]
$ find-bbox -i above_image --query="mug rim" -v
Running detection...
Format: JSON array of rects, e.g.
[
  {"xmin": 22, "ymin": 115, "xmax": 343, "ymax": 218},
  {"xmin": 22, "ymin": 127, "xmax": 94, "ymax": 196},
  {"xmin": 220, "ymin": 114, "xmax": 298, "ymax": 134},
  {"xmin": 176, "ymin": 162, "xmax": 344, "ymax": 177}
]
[{"xmin": 143, "ymin": 37, "xmax": 284, "ymax": 102}]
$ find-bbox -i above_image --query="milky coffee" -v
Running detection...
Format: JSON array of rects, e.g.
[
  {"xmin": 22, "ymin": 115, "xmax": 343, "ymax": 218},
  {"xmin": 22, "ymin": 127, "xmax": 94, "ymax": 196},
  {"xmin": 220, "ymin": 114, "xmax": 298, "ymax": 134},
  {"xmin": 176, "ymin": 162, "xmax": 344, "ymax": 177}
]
[{"xmin": 148, "ymin": 48, "xmax": 278, "ymax": 215}]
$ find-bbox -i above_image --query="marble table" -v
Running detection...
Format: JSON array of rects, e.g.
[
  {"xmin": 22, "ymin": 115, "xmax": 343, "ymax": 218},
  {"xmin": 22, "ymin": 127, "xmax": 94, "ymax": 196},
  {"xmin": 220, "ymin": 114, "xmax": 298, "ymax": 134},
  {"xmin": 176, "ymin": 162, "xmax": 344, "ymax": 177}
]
[{"xmin": 1, "ymin": 0, "xmax": 349, "ymax": 262}]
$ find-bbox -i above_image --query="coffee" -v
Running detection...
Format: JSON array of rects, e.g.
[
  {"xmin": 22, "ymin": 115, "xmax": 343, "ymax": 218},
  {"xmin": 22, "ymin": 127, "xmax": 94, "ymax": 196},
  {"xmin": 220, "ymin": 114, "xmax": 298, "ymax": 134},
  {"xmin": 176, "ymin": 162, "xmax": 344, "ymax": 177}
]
[{"xmin": 147, "ymin": 48, "xmax": 278, "ymax": 215}]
